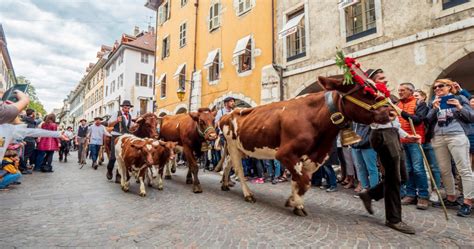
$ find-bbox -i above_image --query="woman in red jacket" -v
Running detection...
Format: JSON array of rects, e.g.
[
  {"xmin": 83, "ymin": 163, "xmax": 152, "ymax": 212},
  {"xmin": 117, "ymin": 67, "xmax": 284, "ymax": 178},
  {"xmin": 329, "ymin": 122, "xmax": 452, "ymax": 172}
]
[{"xmin": 35, "ymin": 114, "xmax": 60, "ymax": 173}]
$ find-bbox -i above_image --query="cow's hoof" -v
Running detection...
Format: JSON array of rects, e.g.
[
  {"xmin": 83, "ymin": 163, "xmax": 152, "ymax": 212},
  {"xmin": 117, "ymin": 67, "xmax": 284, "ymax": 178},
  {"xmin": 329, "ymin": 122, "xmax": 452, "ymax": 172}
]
[
  {"xmin": 221, "ymin": 185, "xmax": 230, "ymax": 191},
  {"xmin": 186, "ymin": 179, "xmax": 193, "ymax": 184},
  {"xmin": 293, "ymin": 207, "xmax": 308, "ymax": 217},
  {"xmin": 285, "ymin": 199, "xmax": 292, "ymax": 207},
  {"xmin": 148, "ymin": 183, "xmax": 152, "ymax": 187},
  {"xmin": 171, "ymin": 168, "xmax": 176, "ymax": 173},
  {"xmin": 139, "ymin": 192, "xmax": 146, "ymax": 197},
  {"xmin": 121, "ymin": 186, "xmax": 129, "ymax": 192},
  {"xmin": 192, "ymin": 185, "xmax": 203, "ymax": 193},
  {"xmin": 158, "ymin": 186, "xmax": 164, "ymax": 191},
  {"xmin": 164, "ymin": 175, "xmax": 172, "ymax": 180},
  {"xmin": 244, "ymin": 195, "xmax": 256, "ymax": 203},
  {"xmin": 136, "ymin": 179, "xmax": 140, "ymax": 184},
  {"xmin": 98, "ymin": 162, "xmax": 103, "ymax": 166}
]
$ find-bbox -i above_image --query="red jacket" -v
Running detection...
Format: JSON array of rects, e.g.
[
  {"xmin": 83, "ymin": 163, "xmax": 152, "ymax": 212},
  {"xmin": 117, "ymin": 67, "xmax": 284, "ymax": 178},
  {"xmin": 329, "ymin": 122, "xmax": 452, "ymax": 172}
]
[{"xmin": 37, "ymin": 123, "xmax": 60, "ymax": 151}]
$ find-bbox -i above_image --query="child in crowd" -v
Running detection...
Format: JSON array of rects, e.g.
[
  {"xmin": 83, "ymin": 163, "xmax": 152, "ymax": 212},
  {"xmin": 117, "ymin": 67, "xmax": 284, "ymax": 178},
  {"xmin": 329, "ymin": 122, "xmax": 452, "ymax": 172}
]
[{"xmin": 0, "ymin": 149, "xmax": 22, "ymax": 190}]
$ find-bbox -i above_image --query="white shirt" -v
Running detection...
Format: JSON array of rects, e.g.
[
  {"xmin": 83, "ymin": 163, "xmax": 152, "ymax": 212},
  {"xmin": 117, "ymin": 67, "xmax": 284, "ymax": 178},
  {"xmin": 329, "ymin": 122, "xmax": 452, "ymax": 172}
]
[
  {"xmin": 109, "ymin": 111, "xmax": 134, "ymax": 136},
  {"xmin": 370, "ymin": 117, "xmax": 409, "ymax": 138},
  {"xmin": 88, "ymin": 124, "xmax": 111, "ymax": 145},
  {"xmin": 0, "ymin": 124, "xmax": 61, "ymax": 160}
]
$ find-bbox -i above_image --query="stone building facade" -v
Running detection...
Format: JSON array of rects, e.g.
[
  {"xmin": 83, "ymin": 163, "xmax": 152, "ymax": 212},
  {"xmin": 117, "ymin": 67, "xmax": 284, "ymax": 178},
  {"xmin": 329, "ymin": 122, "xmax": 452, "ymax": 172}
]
[{"xmin": 275, "ymin": 0, "xmax": 474, "ymax": 99}]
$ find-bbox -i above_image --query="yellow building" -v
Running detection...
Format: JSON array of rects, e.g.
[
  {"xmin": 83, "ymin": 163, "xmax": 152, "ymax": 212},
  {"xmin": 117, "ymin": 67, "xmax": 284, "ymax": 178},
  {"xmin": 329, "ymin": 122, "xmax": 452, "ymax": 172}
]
[
  {"xmin": 146, "ymin": 0, "xmax": 276, "ymax": 115},
  {"xmin": 83, "ymin": 45, "xmax": 111, "ymax": 122}
]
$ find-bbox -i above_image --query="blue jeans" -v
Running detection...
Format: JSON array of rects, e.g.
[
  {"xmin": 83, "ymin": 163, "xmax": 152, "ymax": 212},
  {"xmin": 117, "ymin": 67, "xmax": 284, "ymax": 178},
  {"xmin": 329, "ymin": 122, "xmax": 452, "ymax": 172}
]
[
  {"xmin": 89, "ymin": 144, "xmax": 101, "ymax": 163},
  {"xmin": 323, "ymin": 165, "xmax": 337, "ymax": 188},
  {"xmin": 403, "ymin": 143, "xmax": 429, "ymax": 199},
  {"xmin": 422, "ymin": 143, "xmax": 442, "ymax": 188},
  {"xmin": 352, "ymin": 148, "xmax": 379, "ymax": 189},
  {"xmin": 242, "ymin": 158, "xmax": 252, "ymax": 176},
  {"xmin": 0, "ymin": 173, "xmax": 21, "ymax": 188},
  {"xmin": 263, "ymin": 160, "xmax": 281, "ymax": 178}
]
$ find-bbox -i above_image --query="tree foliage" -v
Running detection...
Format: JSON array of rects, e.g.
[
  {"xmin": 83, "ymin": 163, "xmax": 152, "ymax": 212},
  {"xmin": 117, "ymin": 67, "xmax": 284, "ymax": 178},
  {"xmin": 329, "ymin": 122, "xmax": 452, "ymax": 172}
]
[{"xmin": 16, "ymin": 76, "xmax": 47, "ymax": 116}]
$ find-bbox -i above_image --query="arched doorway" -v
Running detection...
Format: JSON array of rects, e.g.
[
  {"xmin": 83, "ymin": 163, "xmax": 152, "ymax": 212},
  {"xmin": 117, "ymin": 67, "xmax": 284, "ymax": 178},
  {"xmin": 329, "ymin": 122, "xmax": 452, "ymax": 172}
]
[
  {"xmin": 437, "ymin": 52, "xmax": 474, "ymax": 94},
  {"xmin": 211, "ymin": 98, "xmax": 252, "ymax": 111},
  {"xmin": 294, "ymin": 75, "xmax": 341, "ymax": 96},
  {"xmin": 176, "ymin": 107, "xmax": 187, "ymax": 114},
  {"xmin": 296, "ymin": 83, "xmax": 322, "ymax": 96}
]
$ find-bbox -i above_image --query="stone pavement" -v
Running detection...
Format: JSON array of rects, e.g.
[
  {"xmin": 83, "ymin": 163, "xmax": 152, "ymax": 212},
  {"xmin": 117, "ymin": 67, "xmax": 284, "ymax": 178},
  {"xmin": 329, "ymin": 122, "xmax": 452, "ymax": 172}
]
[{"xmin": 1, "ymin": 153, "xmax": 473, "ymax": 248}]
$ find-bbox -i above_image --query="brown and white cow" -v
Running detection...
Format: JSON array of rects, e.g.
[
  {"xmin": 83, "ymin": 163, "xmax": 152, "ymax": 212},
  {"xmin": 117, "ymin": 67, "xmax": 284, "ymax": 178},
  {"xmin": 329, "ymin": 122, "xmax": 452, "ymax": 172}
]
[
  {"xmin": 115, "ymin": 134, "xmax": 174, "ymax": 197},
  {"xmin": 219, "ymin": 76, "xmax": 393, "ymax": 216},
  {"xmin": 159, "ymin": 108, "xmax": 217, "ymax": 193},
  {"xmin": 146, "ymin": 140, "xmax": 178, "ymax": 190}
]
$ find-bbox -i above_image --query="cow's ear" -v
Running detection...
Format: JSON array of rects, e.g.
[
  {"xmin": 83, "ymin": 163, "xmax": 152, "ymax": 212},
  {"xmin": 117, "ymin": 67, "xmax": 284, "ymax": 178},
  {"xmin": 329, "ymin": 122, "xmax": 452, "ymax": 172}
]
[
  {"xmin": 318, "ymin": 76, "xmax": 343, "ymax": 91},
  {"xmin": 211, "ymin": 110, "xmax": 217, "ymax": 117},
  {"xmin": 189, "ymin": 112, "xmax": 199, "ymax": 121}
]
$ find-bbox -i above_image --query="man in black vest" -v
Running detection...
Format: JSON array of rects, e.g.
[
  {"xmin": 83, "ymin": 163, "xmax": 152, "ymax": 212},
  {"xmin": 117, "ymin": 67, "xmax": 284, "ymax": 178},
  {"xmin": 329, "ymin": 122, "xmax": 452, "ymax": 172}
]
[
  {"xmin": 106, "ymin": 100, "xmax": 135, "ymax": 182},
  {"xmin": 75, "ymin": 119, "xmax": 89, "ymax": 164}
]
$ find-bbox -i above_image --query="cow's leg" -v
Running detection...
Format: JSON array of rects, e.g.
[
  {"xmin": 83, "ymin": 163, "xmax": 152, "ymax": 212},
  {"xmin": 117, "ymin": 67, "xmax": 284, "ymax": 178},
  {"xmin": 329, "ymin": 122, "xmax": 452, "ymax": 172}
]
[
  {"xmin": 279, "ymin": 154, "xmax": 320, "ymax": 217},
  {"xmin": 164, "ymin": 160, "xmax": 173, "ymax": 180},
  {"xmin": 183, "ymin": 147, "xmax": 202, "ymax": 193},
  {"xmin": 186, "ymin": 168, "xmax": 193, "ymax": 184},
  {"xmin": 117, "ymin": 158, "xmax": 129, "ymax": 192},
  {"xmin": 227, "ymin": 145, "xmax": 255, "ymax": 202},
  {"xmin": 139, "ymin": 172, "xmax": 146, "ymax": 197},
  {"xmin": 170, "ymin": 159, "xmax": 176, "ymax": 173},
  {"xmin": 158, "ymin": 166, "xmax": 165, "ymax": 190},
  {"xmin": 221, "ymin": 155, "xmax": 232, "ymax": 191}
]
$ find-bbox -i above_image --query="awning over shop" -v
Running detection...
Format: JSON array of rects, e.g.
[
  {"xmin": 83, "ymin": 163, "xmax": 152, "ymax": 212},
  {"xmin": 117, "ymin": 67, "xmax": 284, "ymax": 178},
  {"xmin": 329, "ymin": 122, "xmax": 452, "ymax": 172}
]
[
  {"xmin": 233, "ymin": 35, "xmax": 252, "ymax": 57},
  {"xmin": 204, "ymin": 49, "xmax": 220, "ymax": 68},
  {"xmin": 278, "ymin": 13, "xmax": 304, "ymax": 39}
]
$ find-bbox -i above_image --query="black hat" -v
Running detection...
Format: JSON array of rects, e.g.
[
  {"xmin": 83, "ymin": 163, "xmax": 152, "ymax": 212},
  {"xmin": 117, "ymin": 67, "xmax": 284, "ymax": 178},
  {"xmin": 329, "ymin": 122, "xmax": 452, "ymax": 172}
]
[
  {"xmin": 80, "ymin": 119, "xmax": 87, "ymax": 122},
  {"xmin": 223, "ymin": 97, "xmax": 235, "ymax": 103},
  {"xmin": 94, "ymin": 117, "xmax": 103, "ymax": 121},
  {"xmin": 120, "ymin": 100, "xmax": 134, "ymax": 107},
  {"xmin": 366, "ymin": 68, "xmax": 383, "ymax": 80}
]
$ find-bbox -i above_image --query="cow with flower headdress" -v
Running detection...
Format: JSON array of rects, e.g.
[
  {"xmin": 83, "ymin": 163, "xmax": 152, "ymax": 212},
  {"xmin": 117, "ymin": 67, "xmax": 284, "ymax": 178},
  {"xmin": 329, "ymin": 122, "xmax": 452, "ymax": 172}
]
[{"xmin": 218, "ymin": 51, "xmax": 397, "ymax": 217}]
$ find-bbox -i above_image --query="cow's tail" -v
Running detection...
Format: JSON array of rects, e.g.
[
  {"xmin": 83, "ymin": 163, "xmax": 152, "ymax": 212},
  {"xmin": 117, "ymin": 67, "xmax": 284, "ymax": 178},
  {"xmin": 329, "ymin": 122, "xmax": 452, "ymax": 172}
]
[{"xmin": 213, "ymin": 145, "xmax": 228, "ymax": 172}]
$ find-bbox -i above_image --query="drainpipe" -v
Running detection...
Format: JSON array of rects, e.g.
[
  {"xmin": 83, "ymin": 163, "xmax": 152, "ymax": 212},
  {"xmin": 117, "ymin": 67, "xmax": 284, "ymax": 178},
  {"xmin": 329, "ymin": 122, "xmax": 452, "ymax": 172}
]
[
  {"xmin": 152, "ymin": 8, "xmax": 158, "ymax": 113},
  {"xmin": 188, "ymin": 0, "xmax": 199, "ymax": 111},
  {"xmin": 271, "ymin": 0, "xmax": 285, "ymax": 101}
]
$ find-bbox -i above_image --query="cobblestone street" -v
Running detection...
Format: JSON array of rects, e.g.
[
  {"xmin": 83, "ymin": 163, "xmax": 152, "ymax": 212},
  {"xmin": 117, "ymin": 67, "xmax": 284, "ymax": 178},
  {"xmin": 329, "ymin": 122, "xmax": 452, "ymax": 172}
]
[{"xmin": 1, "ymin": 154, "xmax": 473, "ymax": 248}]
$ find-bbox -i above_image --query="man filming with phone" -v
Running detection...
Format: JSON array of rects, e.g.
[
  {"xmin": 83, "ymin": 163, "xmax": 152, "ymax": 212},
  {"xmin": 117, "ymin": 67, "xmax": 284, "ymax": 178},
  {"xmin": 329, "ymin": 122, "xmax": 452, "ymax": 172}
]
[{"xmin": 0, "ymin": 89, "xmax": 29, "ymax": 124}]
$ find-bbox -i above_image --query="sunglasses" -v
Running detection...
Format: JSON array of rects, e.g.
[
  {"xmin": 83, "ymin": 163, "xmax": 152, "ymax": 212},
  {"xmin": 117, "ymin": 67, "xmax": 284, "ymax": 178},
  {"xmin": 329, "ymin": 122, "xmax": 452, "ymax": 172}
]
[{"xmin": 432, "ymin": 84, "xmax": 447, "ymax": 90}]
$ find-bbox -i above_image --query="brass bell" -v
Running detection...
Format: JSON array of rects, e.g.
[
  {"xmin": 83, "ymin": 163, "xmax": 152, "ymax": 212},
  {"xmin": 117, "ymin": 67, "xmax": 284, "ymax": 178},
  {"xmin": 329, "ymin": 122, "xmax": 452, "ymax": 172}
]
[{"xmin": 340, "ymin": 127, "xmax": 362, "ymax": 146}]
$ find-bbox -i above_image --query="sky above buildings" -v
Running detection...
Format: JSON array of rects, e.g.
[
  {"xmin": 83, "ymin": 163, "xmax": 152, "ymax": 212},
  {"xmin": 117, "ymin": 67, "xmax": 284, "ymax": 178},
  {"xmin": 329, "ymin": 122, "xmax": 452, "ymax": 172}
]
[{"xmin": 0, "ymin": 0, "xmax": 155, "ymax": 112}]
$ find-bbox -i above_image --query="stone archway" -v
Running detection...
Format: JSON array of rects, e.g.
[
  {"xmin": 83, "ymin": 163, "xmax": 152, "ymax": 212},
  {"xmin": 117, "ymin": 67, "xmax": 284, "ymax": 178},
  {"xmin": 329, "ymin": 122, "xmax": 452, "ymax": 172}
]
[
  {"xmin": 173, "ymin": 103, "xmax": 188, "ymax": 114},
  {"xmin": 292, "ymin": 75, "xmax": 341, "ymax": 97},
  {"xmin": 436, "ymin": 52, "xmax": 474, "ymax": 95},
  {"xmin": 208, "ymin": 92, "xmax": 258, "ymax": 110}
]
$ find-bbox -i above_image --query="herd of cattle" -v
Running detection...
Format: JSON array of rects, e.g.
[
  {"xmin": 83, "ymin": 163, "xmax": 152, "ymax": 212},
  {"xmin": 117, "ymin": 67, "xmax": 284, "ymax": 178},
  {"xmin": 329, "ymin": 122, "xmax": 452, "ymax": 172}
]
[{"xmin": 109, "ymin": 76, "xmax": 393, "ymax": 216}]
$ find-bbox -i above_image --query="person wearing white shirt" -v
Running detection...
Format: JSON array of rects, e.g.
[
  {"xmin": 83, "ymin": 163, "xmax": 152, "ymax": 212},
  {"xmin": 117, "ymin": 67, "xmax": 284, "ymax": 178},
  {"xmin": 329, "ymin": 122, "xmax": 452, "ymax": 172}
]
[
  {"xmin": 88, "ymin": 117, "xmax": 111, "ymax": 169},
  {"xmin": 358, "ymin": 69, "xmax": 420, "ymax": 235},
  {"xmin": 106, "ymin": 100, "xmax": 135, "ymax": 182}
]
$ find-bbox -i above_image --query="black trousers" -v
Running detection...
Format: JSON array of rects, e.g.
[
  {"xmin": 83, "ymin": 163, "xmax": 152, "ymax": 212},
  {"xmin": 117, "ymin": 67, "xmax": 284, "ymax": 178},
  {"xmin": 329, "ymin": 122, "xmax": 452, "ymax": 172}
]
[
  {"xmin": 107, "ymin": 135, "xmax": 119, "ymax": 172},
  {"xmin": 368, "ymin": 128, "xmax": 407, "ymax": 224},
  {"xmin": 24, "ymin": 141, "xmax": 36, "ymax": 166}
]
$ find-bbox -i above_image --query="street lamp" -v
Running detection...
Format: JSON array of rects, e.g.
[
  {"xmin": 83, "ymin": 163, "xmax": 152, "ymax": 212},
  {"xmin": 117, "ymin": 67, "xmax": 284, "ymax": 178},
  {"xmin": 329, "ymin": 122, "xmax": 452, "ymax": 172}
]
[{"xmin": 176, "ymin": 87, "xmax": 186, "ymax": 102}]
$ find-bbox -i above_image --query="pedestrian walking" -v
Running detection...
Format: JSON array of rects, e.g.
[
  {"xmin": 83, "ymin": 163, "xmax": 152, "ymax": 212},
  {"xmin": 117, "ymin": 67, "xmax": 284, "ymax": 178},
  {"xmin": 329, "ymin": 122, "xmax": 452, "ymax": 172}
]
[
  {"xmin": 358, "ymin": 68, "xmax": 420, "ymax": 234},
  {"xmin": 75, "ymin": 119, "xmax": 89, "ymax": 164},
  {"xmin": 88, "ymin": 117, "xmax": 111, "ymax": 170},
  {"xmin": 106, "ymin": 100, "xmax": 135, "ymax": 182},
  {"xmin": 59, "ymin": 127, "xmax": 74, "ymax": 162}
]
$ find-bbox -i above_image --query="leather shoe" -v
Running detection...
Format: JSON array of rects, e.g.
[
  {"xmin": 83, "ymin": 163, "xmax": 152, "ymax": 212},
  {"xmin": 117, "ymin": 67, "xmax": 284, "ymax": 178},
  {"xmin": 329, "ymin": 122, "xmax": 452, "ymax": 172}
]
[
  {"xmin": 106, "ymin": 169, "xmax": 113, "ymax": 180},
  {"xmin": 385, "ymin": 221, "xmax": 416, "ymax": 234},
  {"xmin": 358, "ymin": 190, "xmax": 373, "ymax": 215}
]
